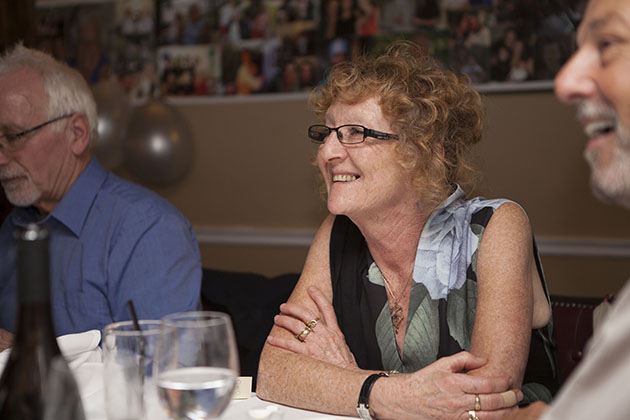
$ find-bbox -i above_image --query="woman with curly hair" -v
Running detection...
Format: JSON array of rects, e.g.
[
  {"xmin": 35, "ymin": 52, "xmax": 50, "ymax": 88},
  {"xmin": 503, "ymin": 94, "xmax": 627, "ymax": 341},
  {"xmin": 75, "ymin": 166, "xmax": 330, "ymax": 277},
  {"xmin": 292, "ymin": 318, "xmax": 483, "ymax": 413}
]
[{"xmin": 257, "ymin": 40, "xmax": 557, "ymax": 420}]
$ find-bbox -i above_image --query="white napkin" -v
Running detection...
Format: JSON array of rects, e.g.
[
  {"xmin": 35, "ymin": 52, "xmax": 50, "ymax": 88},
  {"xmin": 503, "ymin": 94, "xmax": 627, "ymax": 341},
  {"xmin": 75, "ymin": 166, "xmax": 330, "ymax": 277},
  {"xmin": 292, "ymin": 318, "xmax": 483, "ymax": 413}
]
[
  {"xmin": 0, "ymin": 329, "xmax": 103, "ymax": 372},
  {"xmin": 60, "ymin": 329, "xmax": 103, "ymax": 368},
  {"xmin": 75, "ymin": 362, "xmax": 106, "ymax": 420}
]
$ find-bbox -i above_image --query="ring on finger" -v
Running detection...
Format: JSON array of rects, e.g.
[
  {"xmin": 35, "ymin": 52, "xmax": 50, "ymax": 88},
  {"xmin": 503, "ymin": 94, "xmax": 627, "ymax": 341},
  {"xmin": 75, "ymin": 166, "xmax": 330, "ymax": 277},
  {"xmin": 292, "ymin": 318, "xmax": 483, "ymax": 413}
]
[
  {"xmin": 468, "ymin": 410, "xmax": 479, "ymax": 420},
  {"xmin": 474, "ymin": 394, "xmax": 481, "ymax": 411},
  {"xmin": 295, "ymin": 326, "xmax": 311, "ymax": 342},
  {"xmin": 305, "ymin": 317, "xmax": 319, "ymax": 329}
]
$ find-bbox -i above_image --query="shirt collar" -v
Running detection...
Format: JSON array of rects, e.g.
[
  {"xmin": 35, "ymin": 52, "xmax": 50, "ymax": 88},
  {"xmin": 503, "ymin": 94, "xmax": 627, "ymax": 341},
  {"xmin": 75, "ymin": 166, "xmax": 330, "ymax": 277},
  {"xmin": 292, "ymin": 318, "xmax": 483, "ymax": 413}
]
[
  {"xmin": 432, "ymin": 184, "xmax": 466, "ymax": 215},
  {"xmin": 9, "ymin": 158, "xmax": 108, "ymax": 236},
  {"xmin": 52, "ymin": 157, "xmax": 107, "ymax": 237}
]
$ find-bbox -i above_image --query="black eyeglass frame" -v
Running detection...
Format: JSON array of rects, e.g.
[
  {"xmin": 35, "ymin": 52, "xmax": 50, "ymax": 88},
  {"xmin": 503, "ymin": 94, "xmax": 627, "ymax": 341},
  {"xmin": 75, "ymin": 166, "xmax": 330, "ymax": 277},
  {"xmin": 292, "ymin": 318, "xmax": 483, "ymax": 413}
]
[
  {"xmin": 0, "ymin": 113, "xmax": 74, "ymax": 151},
  {"xmin": 308, "ymin": 124, "xmax": 399, "ymax": 144}
]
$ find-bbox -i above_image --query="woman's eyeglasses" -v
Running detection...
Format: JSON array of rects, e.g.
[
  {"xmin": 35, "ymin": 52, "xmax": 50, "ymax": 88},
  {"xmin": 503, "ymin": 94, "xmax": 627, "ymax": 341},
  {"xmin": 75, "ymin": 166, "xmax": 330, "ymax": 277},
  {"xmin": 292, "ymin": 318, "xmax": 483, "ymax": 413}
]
[{"xmin": 308, "ymin": 124, "xmax": 399, "ymax": 144}]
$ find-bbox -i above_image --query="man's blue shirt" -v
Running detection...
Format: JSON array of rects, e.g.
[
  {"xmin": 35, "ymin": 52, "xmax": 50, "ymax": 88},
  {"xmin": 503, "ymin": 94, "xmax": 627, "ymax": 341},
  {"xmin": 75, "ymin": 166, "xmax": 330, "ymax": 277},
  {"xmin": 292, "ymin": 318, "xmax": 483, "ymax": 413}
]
[{"xmin": 0, "ymin": 158, "xmax": 202, "ymax": 336}]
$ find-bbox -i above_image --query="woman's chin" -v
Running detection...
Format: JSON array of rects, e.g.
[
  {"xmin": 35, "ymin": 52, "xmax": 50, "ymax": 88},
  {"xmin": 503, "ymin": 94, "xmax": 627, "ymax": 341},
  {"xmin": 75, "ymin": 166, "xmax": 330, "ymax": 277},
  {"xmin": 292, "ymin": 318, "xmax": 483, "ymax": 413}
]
[{"xmin": 327, "ymin": 200, "xmax": 351, "ymax": 216}]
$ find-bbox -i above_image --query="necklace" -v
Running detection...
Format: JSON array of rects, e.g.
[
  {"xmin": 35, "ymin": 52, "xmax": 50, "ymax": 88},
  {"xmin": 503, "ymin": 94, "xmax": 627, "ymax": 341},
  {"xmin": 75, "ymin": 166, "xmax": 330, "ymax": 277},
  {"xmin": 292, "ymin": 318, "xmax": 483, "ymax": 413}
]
[{"xmin": 381, "ymin": 271, "xmax": 413, "ymax": 335}]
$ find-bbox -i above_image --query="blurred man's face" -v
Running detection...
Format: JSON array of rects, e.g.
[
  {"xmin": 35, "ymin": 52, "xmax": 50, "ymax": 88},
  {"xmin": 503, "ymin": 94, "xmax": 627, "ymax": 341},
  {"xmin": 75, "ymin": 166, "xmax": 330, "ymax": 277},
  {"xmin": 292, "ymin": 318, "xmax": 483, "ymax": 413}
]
[
  {"xmin": 554, "ymin": 0, "xmax": 630, "ymax": 208},
  {"xmin": 77, "ymin": 21, "xmax": 102, "ymax": 80}
]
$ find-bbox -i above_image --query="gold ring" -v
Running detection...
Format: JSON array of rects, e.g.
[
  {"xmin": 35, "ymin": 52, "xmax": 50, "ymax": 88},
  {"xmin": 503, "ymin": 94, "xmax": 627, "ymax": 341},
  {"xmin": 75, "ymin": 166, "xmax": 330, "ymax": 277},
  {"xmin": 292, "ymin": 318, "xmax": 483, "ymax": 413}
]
[
  {"xmin": 475, "ymin": 394, "xmax": 481, "ymax": 411},
  {"xmin": 295, "ymin": 326, "xmax": 311, "ymax": 342},
  {"xmin": 468, "ymin": 410, "xmax": 479, "ymax": 420},
  {"xmin": 305, "ymin": 318, "xmax": 319, "ymax": 329}
]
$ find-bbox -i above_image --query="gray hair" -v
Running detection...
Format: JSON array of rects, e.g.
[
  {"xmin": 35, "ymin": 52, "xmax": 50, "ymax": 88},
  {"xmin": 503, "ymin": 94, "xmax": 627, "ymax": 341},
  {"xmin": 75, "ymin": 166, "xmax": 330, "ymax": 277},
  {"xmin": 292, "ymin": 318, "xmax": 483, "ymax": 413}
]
[{"xmin": 0, "ymin": 44, "xmax": 98, "ymax": 145}]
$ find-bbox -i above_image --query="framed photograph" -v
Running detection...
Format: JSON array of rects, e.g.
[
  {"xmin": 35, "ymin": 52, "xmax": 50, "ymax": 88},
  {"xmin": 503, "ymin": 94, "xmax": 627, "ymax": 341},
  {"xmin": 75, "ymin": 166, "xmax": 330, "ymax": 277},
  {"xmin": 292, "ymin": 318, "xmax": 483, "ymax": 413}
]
[
  {"xmin": 35, "ymin": 0, "xmax": 585, "ymax": 98},
  {"xmin": 35, "ymin": 1, "xmax": 116, "ymax": 84},
  {"xmin": 157, "ymin": 43, "xmax": 221, "ymax": 96},
  {"xmin": 158, "ymin": 0, "xmax": 212, "ymax": 45}
]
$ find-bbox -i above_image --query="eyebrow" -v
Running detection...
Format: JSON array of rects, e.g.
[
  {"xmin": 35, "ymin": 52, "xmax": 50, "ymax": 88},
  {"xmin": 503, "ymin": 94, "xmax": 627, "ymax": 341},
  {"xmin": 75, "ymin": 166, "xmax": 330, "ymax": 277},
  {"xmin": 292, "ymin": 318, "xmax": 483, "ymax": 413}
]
[{"xmin": 578, "ymin": 12, "xmax": 630, "ymax": 44}]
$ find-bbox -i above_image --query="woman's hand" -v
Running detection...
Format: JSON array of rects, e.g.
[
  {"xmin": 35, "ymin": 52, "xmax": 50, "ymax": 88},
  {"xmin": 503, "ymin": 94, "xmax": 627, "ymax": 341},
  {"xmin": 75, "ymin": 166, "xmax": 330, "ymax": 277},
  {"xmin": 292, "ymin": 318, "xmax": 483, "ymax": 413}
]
[
  {"xmin": 266, "ymin": 286, "xmax": 358, "ymax": 370},
  {"xmin": 372, "ymin": 351, "xmax": 523, "ymax": 420}
]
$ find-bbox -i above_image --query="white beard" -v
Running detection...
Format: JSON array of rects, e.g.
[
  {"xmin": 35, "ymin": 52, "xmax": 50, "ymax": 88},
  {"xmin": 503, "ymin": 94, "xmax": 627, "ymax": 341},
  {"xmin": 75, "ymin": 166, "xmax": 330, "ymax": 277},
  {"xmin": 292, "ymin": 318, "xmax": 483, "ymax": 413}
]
[
  {"xmin": 583, "ymin": 112, "xmax": 630, "ymax": 209},
  {"xmin": 0, "ymin": 165, "xmax": 41, "ymax": 208}
]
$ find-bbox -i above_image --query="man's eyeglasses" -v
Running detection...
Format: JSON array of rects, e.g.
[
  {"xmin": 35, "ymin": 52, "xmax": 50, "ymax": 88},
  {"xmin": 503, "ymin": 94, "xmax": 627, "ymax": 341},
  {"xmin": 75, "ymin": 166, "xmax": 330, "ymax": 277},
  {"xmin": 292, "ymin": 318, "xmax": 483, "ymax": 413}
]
[
  {"xmin": 0, "ymin": 114, "xmax": 73, "ymax": 153},
  {"xmin": 308, "ymin": 124, "xmax": 399, "ymax": 145}
]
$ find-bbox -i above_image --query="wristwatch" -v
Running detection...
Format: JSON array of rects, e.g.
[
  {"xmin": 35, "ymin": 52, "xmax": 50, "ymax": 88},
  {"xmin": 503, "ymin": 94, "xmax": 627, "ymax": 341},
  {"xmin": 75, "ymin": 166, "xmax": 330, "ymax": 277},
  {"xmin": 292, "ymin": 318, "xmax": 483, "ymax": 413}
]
[{"xmin": 356, "ymin": 372, "xmax": 388, "ymax": 420}]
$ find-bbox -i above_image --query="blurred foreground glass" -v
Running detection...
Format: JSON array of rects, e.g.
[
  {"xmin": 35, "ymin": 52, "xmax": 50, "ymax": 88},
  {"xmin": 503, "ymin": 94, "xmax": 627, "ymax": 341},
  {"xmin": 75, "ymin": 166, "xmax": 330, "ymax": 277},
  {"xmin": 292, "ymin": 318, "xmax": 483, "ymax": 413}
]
[
  {"xmin": 155, "ymin": 311, "xmax": 239, "ymax": 420},
  {"xmin": 103, "ymin": 320, "xmax": 168, "ymax": 420},
  {"xmin": 43, "ymin": 356, "xmax": 86, "ymax": 420}
]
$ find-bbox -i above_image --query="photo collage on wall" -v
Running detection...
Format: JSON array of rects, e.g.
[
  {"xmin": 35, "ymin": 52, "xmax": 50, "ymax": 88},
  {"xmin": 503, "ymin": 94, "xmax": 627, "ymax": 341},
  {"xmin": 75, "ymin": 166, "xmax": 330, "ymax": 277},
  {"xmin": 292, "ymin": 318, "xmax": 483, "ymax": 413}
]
[
  {"xmin": 36, "ymin": 0, "xmax": 158, "ymax": 103},
  {"xmin": 34, "ymin": 0, "xmax": 586, "ymax": 99}
]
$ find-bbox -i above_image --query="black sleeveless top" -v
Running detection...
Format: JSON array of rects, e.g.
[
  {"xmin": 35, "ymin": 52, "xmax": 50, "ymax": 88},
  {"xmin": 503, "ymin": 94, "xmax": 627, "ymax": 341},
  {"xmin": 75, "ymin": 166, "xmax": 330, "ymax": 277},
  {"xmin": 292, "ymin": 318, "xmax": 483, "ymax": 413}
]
[{"xmin": 329, "ymin": 211, "xmax": 559, "ymax": 405}]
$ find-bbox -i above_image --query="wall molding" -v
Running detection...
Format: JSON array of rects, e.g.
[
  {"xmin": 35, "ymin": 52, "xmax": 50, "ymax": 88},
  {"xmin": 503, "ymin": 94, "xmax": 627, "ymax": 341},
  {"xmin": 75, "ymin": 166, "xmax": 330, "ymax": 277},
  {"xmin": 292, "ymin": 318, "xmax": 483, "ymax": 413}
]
[
  {"xmin": 194, "ymin": 226, "xmax": 630, "ymax": 258},
  {"xmin": 535, "ymin": 237, "xmax": 630, "ymax": 258},
  {"xmin": 195, "ymin": 227, "xmax": 315, "ymax": 247}
]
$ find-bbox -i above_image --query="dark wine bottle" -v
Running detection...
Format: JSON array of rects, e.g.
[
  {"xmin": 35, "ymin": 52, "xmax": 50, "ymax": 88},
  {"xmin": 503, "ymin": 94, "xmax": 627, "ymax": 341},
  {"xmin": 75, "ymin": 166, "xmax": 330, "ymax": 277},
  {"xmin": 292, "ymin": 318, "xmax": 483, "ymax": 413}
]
[{"xmin": 0, "ymin": 224, "xmax": 85, "ymax": 420}]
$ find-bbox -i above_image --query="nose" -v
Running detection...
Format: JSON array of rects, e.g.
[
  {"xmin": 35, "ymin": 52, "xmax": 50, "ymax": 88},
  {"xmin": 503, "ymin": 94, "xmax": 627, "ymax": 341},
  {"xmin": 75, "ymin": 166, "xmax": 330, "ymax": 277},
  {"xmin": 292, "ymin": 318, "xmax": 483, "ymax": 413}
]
[
  {"xmin": 317, "ymin": 131, "xmax": 347, "ymax": 162},
  {"xmin": 0, "ymin": 148, "xmax": 10, "ymax": 165},
  {"xmin": 554, "ymin": 47, "xmax": 598, "ymax": 105}
]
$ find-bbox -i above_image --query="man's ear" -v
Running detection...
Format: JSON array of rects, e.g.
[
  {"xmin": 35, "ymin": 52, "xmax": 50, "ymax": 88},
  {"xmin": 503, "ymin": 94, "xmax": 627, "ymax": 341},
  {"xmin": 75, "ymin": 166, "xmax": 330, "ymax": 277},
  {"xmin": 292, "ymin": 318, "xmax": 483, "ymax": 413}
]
[{"xmin": 67, "ymin": 112, "xmax": 92, "ymax": 156}]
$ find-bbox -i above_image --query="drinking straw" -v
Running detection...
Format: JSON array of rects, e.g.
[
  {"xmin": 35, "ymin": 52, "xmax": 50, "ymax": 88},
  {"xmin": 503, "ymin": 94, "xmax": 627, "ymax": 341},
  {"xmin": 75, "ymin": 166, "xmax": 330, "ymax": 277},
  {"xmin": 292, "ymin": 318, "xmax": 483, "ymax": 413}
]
[{"xmin": 126, "ymin": 300, "xmax": 146, "ymax": 392}]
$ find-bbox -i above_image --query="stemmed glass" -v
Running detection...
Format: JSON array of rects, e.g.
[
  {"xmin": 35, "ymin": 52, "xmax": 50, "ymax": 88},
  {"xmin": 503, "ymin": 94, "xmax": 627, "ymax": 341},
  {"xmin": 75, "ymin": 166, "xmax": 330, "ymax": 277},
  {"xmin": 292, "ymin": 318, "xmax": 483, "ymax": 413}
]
[{"xmin": 154, "ymin": 311, "xmax": 239, "ymax": 420}]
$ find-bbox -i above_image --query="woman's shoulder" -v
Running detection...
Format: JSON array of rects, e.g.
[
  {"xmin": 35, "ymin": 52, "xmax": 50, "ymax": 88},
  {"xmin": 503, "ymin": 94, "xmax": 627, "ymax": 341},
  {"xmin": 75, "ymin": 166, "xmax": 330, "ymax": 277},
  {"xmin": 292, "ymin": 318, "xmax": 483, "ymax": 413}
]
[
  {"xmin": 460, "ymin": 198, "xmax": 530, "ymax": 236},
  {"xmin": 461, "ymin": 195, "xmax": 520, "ymax": 212},
  {"xmin": 436, "ymin": 187, "xmax": 522, "ymax": 218},
  {"xmin": 424, "ymin": 193, "xmax": 531, "ymax": 251}
]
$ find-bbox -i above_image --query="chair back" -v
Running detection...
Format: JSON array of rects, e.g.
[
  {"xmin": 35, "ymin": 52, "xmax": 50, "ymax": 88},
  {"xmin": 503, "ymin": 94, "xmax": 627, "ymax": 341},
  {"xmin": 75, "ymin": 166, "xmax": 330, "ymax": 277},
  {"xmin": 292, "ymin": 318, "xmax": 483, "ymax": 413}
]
[{"xmin": 550, "ymin": 295, "xmax": 602, "ymax": 383}]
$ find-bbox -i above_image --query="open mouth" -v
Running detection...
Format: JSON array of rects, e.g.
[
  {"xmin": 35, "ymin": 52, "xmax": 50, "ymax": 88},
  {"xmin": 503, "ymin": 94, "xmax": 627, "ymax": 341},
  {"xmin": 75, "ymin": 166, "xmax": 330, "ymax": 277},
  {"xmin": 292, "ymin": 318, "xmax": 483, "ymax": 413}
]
[
  {"xmin": 0, "ymin": 177, "xmax": 24, "ymax": 190},
  {"xmin": 332, "ymin": 174, "xmax": 360, "ymax": 182},
  {"xmin": 584, "ymin": 120, "xmax": 616, "ymax": 139}
]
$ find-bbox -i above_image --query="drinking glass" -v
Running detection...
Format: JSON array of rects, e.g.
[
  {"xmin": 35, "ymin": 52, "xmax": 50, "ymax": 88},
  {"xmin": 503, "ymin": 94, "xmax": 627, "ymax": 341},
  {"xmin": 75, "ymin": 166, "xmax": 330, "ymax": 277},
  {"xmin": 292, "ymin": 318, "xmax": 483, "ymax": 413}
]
[
  {"xmin": 154, "ymin": 311, "xmax": 239, "ymax": 420},
  {"xmin": 43, "ymin": 356, "xmax": 86, "ymax": 420},
  {"xmin": 102, "ymin": 320, "xmax": 168, "ymax": 420}
]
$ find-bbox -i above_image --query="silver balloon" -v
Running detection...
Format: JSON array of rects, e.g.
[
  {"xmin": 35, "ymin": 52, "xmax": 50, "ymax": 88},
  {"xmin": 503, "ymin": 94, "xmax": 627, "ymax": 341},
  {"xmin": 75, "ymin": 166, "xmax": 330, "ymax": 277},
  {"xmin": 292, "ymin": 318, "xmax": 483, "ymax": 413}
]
[
  {"xmin": 92, "ymin": 79, "xmax": 129, "ymax": 170},
  {"xmin": 123, "ymin": 100, "xmax": 194, "ymax": 186}
]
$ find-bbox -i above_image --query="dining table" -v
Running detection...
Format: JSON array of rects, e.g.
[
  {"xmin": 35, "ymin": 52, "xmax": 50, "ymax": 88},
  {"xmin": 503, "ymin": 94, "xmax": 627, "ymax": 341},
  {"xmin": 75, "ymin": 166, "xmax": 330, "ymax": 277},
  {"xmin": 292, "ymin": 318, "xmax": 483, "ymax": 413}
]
[
  {"xmin": 78, "ymin": 361, "xmax": 354, "ymax": 420},
  {"xmin": 0, "ymin": 328, "xmax": 354, "ymax": 420}
]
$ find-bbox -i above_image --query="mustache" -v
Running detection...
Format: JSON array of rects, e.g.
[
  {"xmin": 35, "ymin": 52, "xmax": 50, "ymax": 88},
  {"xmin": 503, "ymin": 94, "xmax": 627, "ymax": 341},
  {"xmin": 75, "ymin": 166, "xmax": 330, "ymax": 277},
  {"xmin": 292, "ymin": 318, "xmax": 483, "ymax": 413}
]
[
  {"xmin": 0, "ymin": 167, "xmax": 28, "ymax": 181},
  {"xmin": 578, "ymin": 101, "xmax": 630, "ymax": 149},
  {"xmin": 576, "ymin": 101, "xmax": 618, "ymax": 121}
]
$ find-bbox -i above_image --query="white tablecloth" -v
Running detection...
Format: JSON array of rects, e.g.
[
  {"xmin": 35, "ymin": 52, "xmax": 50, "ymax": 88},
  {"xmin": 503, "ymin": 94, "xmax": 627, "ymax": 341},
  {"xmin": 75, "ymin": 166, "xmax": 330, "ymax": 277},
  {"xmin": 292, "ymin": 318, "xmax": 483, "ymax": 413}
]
[
  {"xmin": 0, "ymin": 330, "xmax": 353, "ymax": 419},
  {"xmin": 77, "ymin": 362, "xmax": 353, "ymax": 420},
  {"xmin": 222, "ymin": 395, "xmax": 354, "ymax": 420},
  {"xmin": 84, "ymin": 383, "xmax": 353, "ymax": 420}
]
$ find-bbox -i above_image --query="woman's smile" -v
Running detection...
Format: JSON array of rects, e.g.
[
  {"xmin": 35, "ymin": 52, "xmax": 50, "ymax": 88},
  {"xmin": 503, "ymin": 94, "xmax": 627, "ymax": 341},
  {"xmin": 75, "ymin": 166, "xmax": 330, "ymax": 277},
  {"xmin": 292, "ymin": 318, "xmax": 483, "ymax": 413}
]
[{"xmin": 332, "ymin": 174, "xmax": 359, "ymax": 182}]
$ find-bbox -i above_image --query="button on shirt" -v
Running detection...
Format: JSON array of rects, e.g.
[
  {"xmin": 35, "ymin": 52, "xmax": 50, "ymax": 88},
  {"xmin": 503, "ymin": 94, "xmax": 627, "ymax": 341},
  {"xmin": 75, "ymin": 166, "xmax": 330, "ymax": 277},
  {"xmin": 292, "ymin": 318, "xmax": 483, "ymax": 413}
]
[{"xmin": 0, "ymin": 158, "xmax": 202, "ymax": 336}]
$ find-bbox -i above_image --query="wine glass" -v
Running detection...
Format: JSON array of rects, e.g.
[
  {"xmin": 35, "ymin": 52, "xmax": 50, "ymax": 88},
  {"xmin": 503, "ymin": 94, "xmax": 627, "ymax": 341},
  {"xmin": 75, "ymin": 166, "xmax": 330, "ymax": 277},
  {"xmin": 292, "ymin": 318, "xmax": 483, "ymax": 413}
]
[{"xmin": 154, "ymin": 311, "xmax": 239, "ymax": 420}]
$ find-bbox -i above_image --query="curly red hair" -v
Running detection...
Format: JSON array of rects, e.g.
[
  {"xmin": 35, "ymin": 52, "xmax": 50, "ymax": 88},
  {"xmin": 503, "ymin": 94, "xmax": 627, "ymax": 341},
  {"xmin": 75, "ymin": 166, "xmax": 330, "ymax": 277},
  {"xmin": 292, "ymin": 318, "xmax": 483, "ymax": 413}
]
[{"xmin": 310, "ymin": 40, "xmax": 484, "ymax": 209}]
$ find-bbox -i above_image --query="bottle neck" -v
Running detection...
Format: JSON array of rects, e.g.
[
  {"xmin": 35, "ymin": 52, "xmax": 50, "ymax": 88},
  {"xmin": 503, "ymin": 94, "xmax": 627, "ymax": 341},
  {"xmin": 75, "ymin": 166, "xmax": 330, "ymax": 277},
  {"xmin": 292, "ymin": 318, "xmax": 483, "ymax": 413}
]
[
  {"xmin": 12, "ymin": 302, "xmax": 62, "ymax": 357},
  {"xmin": 13, "ymin": 227, "xmax": 60, "ymax": 356},
  {"xmin": 17, "ymin": 236, "xmax": 50, "ymax": 304}
]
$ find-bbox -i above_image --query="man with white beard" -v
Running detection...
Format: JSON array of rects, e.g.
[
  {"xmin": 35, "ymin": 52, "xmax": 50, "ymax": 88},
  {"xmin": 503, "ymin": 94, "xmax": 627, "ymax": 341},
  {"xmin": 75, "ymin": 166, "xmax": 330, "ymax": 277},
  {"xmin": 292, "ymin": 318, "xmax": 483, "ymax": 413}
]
[
  {"xmin": 0, "ymin": 45, "xmax": 202, "ymax": 349},
  {"xmin": 505, "ymin": 0, "xmax": 630, "ymax": 418}
]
